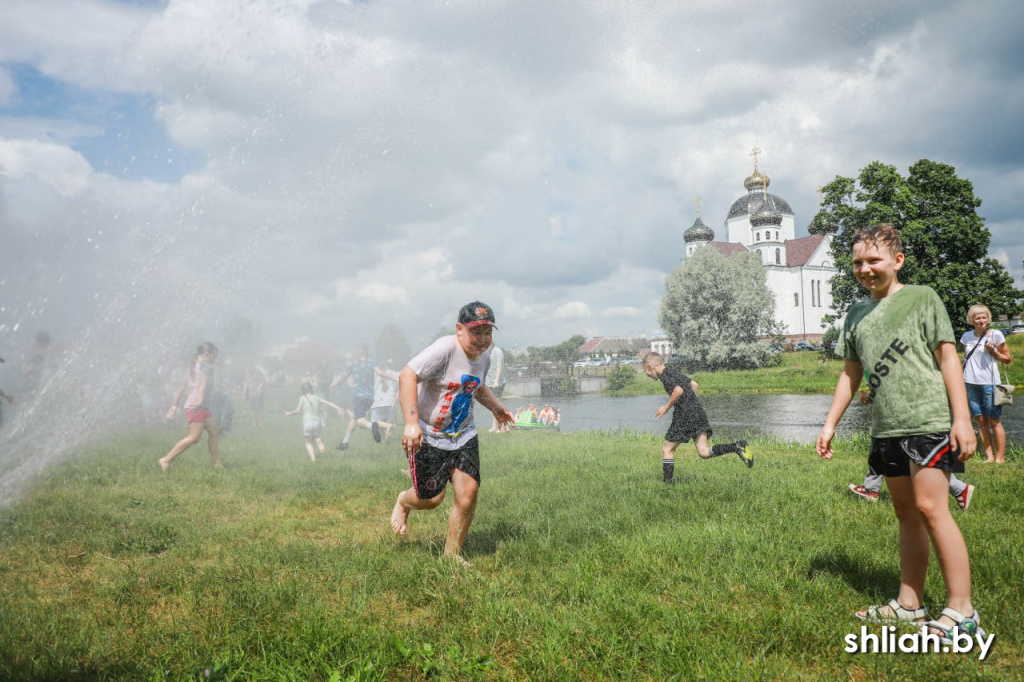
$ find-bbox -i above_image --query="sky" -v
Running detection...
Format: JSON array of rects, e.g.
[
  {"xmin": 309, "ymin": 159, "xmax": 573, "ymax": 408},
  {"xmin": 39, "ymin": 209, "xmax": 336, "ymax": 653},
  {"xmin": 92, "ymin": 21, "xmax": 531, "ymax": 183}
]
[{"xmin": 2, "ymin": 0, "xmax": 1024, "ymax": 360}]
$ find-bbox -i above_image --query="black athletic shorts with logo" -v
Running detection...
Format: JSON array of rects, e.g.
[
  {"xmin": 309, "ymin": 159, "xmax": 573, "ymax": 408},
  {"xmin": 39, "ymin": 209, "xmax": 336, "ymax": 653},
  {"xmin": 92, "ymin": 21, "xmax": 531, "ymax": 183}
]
[
  {"xmin": 409, "ymin": 435, "xmax": 481, "ymax": 499},
  {"xmin": 867, "ymin": 432, "xmax": 965, "ymax": 478},
  {"xmin": 665, "ymin": 404, "xmax": 712, "ymax": 444}
]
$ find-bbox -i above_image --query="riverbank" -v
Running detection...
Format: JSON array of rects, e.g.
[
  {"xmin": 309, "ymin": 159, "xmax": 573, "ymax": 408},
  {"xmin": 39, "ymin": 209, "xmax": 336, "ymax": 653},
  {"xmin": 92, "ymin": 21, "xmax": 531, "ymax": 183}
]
[
  {"xmin": 1, "ymin": 427, "xmax": 1020, "ymax": 678},
  {"xmin": 607, "ymin": 334, "xmax": 1024, "ymax": 396}
]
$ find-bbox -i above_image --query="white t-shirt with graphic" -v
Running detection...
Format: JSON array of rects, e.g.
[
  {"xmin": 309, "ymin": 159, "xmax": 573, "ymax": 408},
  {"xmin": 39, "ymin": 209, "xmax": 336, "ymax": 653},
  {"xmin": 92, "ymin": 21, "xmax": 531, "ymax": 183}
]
[
  {"xmin": 407, "ymin": 335, "xmax": 491, "ymax": 450},
  {"xmin": 960, "ymin": 328, "xmax": 1006, "ymax": 385}
]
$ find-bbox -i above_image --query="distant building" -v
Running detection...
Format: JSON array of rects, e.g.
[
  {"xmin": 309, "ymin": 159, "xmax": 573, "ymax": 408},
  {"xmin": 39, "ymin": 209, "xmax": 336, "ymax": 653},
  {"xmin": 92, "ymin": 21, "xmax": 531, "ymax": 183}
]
[
  {"xmin": 577, "ymin": 336, "xmax": 648, "ymax": 361},
  {"xmin": 682, "ymin": 148, "xmax": 839, "ymax": 341},
  {"xmin": 649, "ymin": 335, "xmax": 673, "ymax": 357}
]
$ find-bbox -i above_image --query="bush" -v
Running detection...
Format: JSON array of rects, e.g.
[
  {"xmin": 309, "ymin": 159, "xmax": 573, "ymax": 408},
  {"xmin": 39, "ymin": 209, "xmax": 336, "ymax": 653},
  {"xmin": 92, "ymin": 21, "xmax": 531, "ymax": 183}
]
[{"xmin": 606, "ymin": 365, "xmax": 639, "ymax": 392}]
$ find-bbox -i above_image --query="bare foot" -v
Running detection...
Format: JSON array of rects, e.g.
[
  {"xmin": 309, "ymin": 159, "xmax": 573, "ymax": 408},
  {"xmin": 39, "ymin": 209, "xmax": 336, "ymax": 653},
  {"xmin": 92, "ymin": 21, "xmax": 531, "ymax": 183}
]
[
  {"xmin": 213, "ymin": 463, "xmax": 226, "ymax": 470},
  {"xmin": 158, "ymin": 458, "xmax": 170, "ymax": 473},
  {"xmin": 445, "ymin": 553, "xmax": 471, "ymax": 568},
  {"xmin": 390, "ymin": 495, "xmax": 409, "ymax": 535}
]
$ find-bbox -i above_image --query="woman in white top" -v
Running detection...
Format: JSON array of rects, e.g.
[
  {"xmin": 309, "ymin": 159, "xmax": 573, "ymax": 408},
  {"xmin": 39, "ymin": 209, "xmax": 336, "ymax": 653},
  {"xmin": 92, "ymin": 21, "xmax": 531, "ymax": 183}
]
[{"xmin": 960, "ymin": 304, "xmax": 1013, "ymax": 463}]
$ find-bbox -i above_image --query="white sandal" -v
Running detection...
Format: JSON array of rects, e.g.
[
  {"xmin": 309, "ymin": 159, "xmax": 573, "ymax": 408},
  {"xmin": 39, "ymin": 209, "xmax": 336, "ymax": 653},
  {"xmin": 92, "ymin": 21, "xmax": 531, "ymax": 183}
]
[
  {"xmin": 925, "ymin": 607, "xmax": 986, "ymax": 644},
  {"xmin": 856, "ymin": 598, "xmax": 928, "ymax": 624}
]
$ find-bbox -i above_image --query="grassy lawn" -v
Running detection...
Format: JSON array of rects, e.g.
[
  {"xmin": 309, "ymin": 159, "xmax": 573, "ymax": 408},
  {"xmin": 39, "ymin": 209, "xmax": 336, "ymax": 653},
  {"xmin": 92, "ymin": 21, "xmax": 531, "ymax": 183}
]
[{"xmin": 1, "ymin": 420, "xmax": 1022, "ymax": 679}]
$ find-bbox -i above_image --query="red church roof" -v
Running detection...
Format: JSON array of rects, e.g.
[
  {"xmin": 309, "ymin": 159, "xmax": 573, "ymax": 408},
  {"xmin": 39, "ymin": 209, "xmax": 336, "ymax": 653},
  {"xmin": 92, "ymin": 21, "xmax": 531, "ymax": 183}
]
[
  {"xmin": 708, "ymin": 241, "xmax": 750, "ymax": 257},
  {"xmin": 784, "ymin": 234, "xmax": 826, "ymax": 267}
]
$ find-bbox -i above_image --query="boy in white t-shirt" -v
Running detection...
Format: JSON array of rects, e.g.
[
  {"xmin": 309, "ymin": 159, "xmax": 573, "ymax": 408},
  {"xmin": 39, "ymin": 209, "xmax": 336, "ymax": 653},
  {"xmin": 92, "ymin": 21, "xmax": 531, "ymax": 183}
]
[{"xmin": 389, "ymin": 301, "xmax": 515, "ymax": 566}]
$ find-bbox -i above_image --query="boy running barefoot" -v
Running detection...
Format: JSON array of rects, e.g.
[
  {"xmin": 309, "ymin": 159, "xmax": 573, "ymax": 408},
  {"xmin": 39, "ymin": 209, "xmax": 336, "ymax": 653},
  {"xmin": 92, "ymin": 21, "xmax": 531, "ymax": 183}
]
[
  {"xmin": 642, "ymin": 353, "xmax": 752, "ymax": 484},
  {"xmin": 390, "ymin": 302, "xmax": 515, "ymax": 566},
  {"xmin": 816, "ymin": 224, "xmax": 983, "ymax": 643}
]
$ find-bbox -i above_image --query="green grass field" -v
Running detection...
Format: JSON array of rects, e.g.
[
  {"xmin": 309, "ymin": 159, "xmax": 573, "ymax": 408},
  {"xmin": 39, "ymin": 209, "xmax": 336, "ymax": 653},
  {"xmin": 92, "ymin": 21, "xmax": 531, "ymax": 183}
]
[{"xmin": 1, "ymin": 415, "xmax": 1022, "ymax": 679}]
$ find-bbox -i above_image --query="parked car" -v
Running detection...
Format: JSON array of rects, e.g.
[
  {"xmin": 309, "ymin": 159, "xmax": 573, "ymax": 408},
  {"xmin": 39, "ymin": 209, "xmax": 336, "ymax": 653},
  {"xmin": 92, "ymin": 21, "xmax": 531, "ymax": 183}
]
[
  {"xmin": 1009, "ymin": 324, "xmax": 1024, "ymax": 335},
  {"xmin": 792, "ymin": 341, "xmax": 818, "ymax": 352}
]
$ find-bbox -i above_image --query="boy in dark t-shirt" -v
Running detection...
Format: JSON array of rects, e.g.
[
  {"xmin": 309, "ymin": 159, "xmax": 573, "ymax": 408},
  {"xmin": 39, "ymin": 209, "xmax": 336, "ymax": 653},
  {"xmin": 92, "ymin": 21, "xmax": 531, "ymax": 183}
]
[{"xmin": 642, "ymin": 353, "xmax": 752, "ymax": 483}]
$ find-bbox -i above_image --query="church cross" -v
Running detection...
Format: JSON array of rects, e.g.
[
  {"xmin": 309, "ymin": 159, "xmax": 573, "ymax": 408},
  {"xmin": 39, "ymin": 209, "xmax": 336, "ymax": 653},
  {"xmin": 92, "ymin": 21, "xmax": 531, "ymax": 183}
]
[
  {"xmin": 750, "ymin": 145, "xmax": 762, "ymax": 171},
  {"xmin": 695, "ymin": 195, "xmax": 702, "ymax": 217}
]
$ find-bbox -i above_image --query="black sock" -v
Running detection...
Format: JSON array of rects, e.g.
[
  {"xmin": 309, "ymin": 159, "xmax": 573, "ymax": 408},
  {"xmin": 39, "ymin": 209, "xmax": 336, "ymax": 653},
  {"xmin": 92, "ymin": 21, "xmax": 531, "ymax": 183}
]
[
  {"xmin": 662, "ymin": 459, "xmax": 674, "ymax": 482},
  {"xmin": 710, "ymin": 443, "xmax": 737, "ymax": 457}
]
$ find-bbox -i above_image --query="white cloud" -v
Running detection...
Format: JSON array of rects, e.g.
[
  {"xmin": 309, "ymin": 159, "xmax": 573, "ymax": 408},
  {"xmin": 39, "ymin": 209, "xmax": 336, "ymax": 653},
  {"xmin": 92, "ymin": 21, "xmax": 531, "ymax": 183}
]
[
  {"xmin": 0, "ymin": 0, "xmax": 1020, "ymax": 356},
  {"xmin": 554, "ymin": 301, "xmax": 591, "ymax": 319},
  {"xmin": 603, "ymin": 306, "xmax": 641, "ymax": 318}
]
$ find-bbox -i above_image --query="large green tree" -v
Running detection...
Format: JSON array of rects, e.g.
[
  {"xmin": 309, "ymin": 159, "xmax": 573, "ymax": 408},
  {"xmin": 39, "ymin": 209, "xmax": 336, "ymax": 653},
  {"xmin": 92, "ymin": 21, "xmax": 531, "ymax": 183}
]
[
  {"xmin": 810, "ymin": 159, "xmax": 1020, "ymax": 325},
  {"xmin": 659, "ymin": 246, "xmax": 783, "ymax": 371},
  {"xmin": 374, "ymin": 323, "xmax": 412, "ymax": 365},
  {"xmin": 524, "ymin": 334, "xmax": 586, "ymax": 375}
]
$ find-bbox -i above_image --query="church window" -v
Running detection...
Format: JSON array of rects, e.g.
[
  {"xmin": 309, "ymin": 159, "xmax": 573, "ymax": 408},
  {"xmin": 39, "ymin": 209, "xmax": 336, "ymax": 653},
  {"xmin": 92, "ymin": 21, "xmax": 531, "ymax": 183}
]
[
  {"xmin": 775, "ymin": 248, "xmax": 781, "ymax": 264},
  {"xmin": 794, "ymin": 293, "xmax": 799, "ymax": 307},
  {"xmin": 775, "ymin": 231, "xmax": 779, "ymax": 240},
  {"xmin": 756, "ymin": 232, "xmax": 761, "ymax": 242},
  {"xmin": 817, "ymin": 280, "xmax": 823, "ymax": 307},
  {"xmin": 811, "ymin": 280, "xmax": 817, "ymax": 307}
]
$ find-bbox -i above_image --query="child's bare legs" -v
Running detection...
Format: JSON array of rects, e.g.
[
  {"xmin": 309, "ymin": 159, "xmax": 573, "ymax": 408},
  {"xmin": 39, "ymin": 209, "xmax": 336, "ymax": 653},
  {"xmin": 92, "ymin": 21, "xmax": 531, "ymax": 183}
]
[
  {"xmin": 314, "ymin": 437, "xmax": 325, "ymax": 454},
  {"xmin": 391, "ymin": 486, "xmax": 445, "ymax": 535},
  {"xmin": 694, "ymin": 432, "xmax": 711, "ymax": 459},
  {"xmin": 911, "ymin": 464, "xmax": 974, "ymax": 626},
  {"xmin": 159, "ymin": 421, "xmax": 204, "ymax": 471},
  {"xmin": 204, "ymin": 417, "xmax": 222, "ymax": 467},
  {"xmin": 445, "ymin": 469, "xmax": 478, "ymax": 564},
  {"xmin": 976, "ymin": 416, "xmax": 995, "ymax": 462},
  {"xmin": 879, "ymin": 475, "xmax": 929, "ymax": 615},
  {"xmin": 304, "ymin": 436, "xmax": 316, "ymax": 461}
]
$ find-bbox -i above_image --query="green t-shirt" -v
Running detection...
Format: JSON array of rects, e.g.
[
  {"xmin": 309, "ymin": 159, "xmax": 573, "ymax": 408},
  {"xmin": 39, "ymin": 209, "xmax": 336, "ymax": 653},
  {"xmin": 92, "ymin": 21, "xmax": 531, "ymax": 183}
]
[
  {"xmin": 300, "ymin": 394, "xmax": 323, "ymax": 421},
  {"xmin": 840, "ymin": 285, "xmax": 954, "ymax": 438}
]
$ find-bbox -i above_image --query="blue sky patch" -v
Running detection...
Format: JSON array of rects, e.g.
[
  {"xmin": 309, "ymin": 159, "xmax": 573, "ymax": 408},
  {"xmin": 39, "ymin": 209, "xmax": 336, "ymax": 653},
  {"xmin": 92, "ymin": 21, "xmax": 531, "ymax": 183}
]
[{"xmin": 2, "ymin": 63, "xmax": 205, "ymax": 183}]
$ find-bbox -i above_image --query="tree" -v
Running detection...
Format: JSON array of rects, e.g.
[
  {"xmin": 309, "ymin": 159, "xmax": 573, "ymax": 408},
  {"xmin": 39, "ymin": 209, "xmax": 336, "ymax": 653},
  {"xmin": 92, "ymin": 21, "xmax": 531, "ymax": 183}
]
[
  {"xmin": 659, "ymin": 246, "xmax": 783, "ymax": 371},
  {"xmin": 374, "ymin": 323, "xmax": 412, "ymax": 365},
  {"xmin": 220, "ymin": 317, "xmax": 263, "ymax": 362},
  {"xmin": 811, "ymin": 159, "xmax": 1021, "ymax": 325},
  {"xmin": 606, "ymin": 364, "xmax": 639, "ymax": 392},
  {"xmin": 524, "ymin": 335, "xmax": 585, "ymax": 374}
]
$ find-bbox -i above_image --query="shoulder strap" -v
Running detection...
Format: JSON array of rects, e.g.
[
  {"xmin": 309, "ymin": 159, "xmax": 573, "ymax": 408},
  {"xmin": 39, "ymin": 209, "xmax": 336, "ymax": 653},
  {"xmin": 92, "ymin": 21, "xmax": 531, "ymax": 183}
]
[{"xmin": 963, "ymin": 330, "xmax": 987, "ymax": 364}]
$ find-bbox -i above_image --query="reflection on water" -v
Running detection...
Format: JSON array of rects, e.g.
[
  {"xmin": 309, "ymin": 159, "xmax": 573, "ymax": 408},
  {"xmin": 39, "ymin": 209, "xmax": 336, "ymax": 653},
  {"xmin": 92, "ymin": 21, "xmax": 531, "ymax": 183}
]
[{"xmin": 537, "ymin": 393, "xmax": 1024, "ymax": 444}]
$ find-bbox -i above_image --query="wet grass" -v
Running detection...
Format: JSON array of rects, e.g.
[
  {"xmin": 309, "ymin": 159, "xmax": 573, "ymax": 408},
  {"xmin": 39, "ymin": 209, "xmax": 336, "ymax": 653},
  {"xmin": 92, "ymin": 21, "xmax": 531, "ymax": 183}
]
[{"xmin": 1, "ymin": 423, "xmax": 1022, "ymax": 680}]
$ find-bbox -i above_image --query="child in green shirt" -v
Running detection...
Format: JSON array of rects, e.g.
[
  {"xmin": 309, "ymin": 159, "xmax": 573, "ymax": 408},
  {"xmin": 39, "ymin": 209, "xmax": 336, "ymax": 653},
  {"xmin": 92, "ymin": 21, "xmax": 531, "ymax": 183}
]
[{"xmin": 816, "ymin": 224, "xmax": 983, "ymax": 643}]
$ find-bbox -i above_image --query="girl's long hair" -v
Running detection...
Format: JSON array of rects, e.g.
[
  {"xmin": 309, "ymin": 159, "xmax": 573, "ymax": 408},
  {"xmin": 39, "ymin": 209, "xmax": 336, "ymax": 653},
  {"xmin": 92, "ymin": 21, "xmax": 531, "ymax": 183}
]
[{"xmin": 189, "ymin": 341, "xmax": 219, "ymax": 380}]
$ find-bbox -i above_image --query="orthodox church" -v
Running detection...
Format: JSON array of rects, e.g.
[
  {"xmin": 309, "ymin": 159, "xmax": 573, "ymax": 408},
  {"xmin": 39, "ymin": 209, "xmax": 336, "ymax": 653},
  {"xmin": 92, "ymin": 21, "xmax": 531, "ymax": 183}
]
[{"xmin": 682, "ymin": 149, "xmax": 838, "ymax": 342}]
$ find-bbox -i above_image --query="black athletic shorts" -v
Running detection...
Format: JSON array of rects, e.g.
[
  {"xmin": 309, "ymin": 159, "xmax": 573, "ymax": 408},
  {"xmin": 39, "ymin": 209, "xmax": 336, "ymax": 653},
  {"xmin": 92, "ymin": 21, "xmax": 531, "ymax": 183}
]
[
  {"xmin": 665, "ymin": 404, "xmax": 712, "ymax": 444},
  {"xmin": 409, "ymin": 436, "xmax": 481, "ymax": 499},
  {"xmin": 867, "ymin": 432, "xmax": 965, "ymax": 478}
]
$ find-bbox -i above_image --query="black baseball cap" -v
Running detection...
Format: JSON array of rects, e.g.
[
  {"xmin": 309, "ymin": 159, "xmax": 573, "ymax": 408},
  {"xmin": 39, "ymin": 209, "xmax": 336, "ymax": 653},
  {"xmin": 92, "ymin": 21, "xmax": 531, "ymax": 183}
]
[{"xmin": 458, "ymin": 301, "xmax": 497, "ymax": 329}]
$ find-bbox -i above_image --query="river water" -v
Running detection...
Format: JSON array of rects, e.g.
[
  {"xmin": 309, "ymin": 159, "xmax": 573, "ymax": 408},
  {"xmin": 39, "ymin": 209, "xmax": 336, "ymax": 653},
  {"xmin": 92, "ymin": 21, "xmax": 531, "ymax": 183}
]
[{"xmin": 522, "ymin": 393, "xmax": 1024, "ymax": 444}]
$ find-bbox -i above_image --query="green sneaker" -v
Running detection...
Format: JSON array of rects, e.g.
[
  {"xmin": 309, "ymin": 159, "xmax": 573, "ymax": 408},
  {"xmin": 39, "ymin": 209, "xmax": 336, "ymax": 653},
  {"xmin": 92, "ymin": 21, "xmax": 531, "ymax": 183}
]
[{"xmin": 736, "ymin": 440, "xmax": 753, "ymax": 468}]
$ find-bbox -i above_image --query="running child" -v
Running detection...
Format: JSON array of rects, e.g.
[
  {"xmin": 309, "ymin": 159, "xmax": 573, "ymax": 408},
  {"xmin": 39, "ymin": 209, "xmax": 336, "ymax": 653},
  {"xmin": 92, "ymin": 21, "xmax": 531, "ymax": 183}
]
[
  {"xmin": 159, "ymin": 342, "xmax": 224, "ymax": 472},
  {"xmin": 332, "ymin": 344, "xmax": 379, "ymax": 449},
  {"xmin": 283, "ymin": 381, "xmax": 346, "ymax": 461},
  {"xmin": 642, "ymin": 352, "xmax": 752, "ymax": 483},
  {"xmin": 816, "ymin": 223, "xmax": 983, "ymax": 642},
  {"xmin": 389, "ymin": 301, "xmax": 515, "ymax": 566}
]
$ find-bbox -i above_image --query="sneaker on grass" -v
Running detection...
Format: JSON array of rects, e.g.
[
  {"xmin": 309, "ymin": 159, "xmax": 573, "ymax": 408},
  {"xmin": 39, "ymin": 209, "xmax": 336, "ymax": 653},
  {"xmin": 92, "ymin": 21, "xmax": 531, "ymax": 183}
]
[
  {"xmin": 848, "ymin": 483, "xmax": 879, "ymax": 502},
  {"xmin": 736, "ymin": 440, "xmax": 753, "ymax": 468},
  {"xmin": 955, "ymin": 483, "xmax": 975, "ymax": 511}
]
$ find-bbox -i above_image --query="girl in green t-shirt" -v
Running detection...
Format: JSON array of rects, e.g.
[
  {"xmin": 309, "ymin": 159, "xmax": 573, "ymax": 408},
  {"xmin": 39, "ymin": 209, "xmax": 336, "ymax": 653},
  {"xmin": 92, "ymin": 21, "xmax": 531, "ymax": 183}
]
[{"xmin": 284, "ymin": 382, "xmax": 345, "ymax": 462}]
